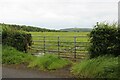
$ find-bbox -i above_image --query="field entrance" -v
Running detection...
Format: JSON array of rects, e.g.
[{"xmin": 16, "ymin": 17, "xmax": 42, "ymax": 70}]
[{"xmin": 29, "ymin": 32, "xmax": 90, "ymax": 60}]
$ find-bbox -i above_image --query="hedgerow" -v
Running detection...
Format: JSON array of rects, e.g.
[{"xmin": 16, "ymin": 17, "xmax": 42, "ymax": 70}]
[
  {"xmin": 2, "ymin": 26, "xmax": 32, "ymax": 52},
  {"xmin": 89, "ymin": 22, "xmax": 120, "ymax": 58}
]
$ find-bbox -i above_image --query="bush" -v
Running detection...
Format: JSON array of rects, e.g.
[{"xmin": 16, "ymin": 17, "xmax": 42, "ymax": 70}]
[
  {"xmin": 117, "ymin": 27, "xmax": 120, "ymax": 53},
  {"xmin": 71, "ymin": 55, "xmax": 119, "ymax": 78},
  {"xmin": 2, "ymin": 46, "xmax": 34, "ymax": 64},
  {"xmin": 89, "ymin": 22, "xmax": 119, "ymax": 58},
  {"xmin": 2, "ymin": 26, "xmax": 32, "ymax": 52},
  {"xmin": 28, "ymin": 54, "xmax": 71, "ymax": 70}
]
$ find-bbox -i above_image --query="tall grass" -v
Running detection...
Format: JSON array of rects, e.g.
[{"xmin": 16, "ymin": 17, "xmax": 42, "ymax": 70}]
[
  {"xmin": 2, "ymin": 46, "xmax": 71, "ymax": 70},
  {"xmin": 28, "ymin": 54, "xmax": 71, "ymax": 70},
  {"xmin": 71, "ymin": 55, "xmax": 118, "ymax": 78},
  {"xmin": 2, "ymin": 46, "xmax": 35, "ymax": 64}
]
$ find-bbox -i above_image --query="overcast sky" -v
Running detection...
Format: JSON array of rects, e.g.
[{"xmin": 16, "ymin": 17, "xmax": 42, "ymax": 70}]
[{"xmin": 0, "ymin": 0, "xmax": 119, "ymax": 30}]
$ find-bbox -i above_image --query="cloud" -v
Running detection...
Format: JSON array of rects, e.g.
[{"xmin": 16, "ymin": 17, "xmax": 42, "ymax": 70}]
[{"xmin": 0, "ymin": 0, "xmax": 119, "ymax": 29}]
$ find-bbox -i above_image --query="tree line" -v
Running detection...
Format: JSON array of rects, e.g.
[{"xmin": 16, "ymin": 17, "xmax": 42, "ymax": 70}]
[{"xmin": 0, "ymin": 23, "xmax": 63, "ymax": 32}]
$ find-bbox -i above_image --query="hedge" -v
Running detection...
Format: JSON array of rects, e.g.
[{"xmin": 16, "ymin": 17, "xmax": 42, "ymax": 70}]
[
  {"xmin": 2, "ymin": 26, "xmax": 32, "ymax": 52},
  {"xmin": 89, "ymin": 22, "xmax": 120, "ymax": 58}
]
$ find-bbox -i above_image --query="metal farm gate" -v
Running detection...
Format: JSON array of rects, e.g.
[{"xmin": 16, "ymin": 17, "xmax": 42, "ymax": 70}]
[{"xmin": 31, "ymin": 36, "xmax": 89, "ymax": 60}]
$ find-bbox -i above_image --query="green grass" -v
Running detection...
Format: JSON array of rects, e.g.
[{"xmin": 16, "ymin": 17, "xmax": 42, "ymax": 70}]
[
  {"xmin": 29, "ymin": 32, "xmax": 89, "ymax": 42},
  {"xmin": 3, "ymin": 46, "xmax": 119, "ymax": 78},
  {"xmin": 71, "ymin": 55, "xmax": 119, "ymax": 78},
  {"xmin": 2, "ymin": 46, "xmax": 71, "ymax": 70},
  {"xmin": 28, "ymin": 54, "xmax": 71, "ymax": 70},
  {"xmin": 2, "ymin": 46, "xmax": 34, "ymax": 64},
  {"xmin": 29, "ymin": 32, "xmax": 89, "ymax": 36}
]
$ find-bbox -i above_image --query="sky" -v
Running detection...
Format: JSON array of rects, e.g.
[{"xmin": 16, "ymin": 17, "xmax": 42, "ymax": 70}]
[{"xmin": 0, "ymin": 0, "xmax": 119, "ymax": 30}]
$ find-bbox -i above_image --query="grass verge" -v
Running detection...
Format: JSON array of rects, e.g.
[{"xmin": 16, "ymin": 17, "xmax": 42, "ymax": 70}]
[
  {"xmin": 28, "ymin": 54, "xmax": 71, "ymax": 70},
  {"xmin": 2, "ymin": 45, "xmax": 34, "ymax": 64},
  {"xmin": 71, "ymin": 55, "xmax": 119, "ymax": 78},
  {"xmin": 2, "ymin": 46, "xmax": 71, "ymax": 70}
]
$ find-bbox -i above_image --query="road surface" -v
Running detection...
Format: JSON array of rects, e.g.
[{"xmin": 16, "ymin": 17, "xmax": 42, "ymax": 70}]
[{"xmin": 2, "ymin": 65, "xmax": 72, "ymax": 78}]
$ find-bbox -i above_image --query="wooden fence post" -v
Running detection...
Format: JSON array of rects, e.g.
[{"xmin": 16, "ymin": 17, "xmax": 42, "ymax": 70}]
[
  {"xmin": 74, "ymin": 36, "xmax": 76, "ymax": 60},
  {"xmin": 43, "ymin": 36, "xmax": 46, "ymax": 54},
  {"xmin": 58, "ymin": 36, "xmax": 60, "ymax": 58}
]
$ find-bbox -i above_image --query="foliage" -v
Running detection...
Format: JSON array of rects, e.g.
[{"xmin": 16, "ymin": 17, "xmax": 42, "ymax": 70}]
[
  {"xmin": 89, "ymin": 22, "xmax": 119, "ymax": 58},
  {"xmin": 2, "ymin": 46, "xmax": 71, "ymax": 71},
  {"xmin": 2, "ymin": 46, "xmax": 34, "ymax": 64},
  {"xmin": 28, "ymin": 54, "xmax": 71, "ymax": 70},
  {"xmin": 71, "ymin": 55, "xmax": 119, "ymax": 78},
  {"xmin": 117, "ymin": 27, "xmax": 120, "ymax": 52},
  {"xmin": 0, "ymin": 23, "xmax": 62, "ymax": 32},
  {"xmin": 2, "ymin": 26, "xmax": 32, "ymax": 52}
]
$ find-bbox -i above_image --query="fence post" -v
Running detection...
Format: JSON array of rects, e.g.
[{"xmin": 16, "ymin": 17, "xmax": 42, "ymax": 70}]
[
  {"xmin": 43, "ymin": 36, "xmax": 46, "ymax": 54},
  {"xmin": 74, "ymin": 36, "xmax": 76, "ymax": 60},
  {"xmin": 58, "ymin": 36, "xmax": 60, "ymax": 58}
]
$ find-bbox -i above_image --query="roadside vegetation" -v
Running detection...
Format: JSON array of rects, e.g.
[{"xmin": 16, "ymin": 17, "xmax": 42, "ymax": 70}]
[
  {"xmin": 2, "ymin": 25, "xmax": 32, "ymax": 52},
  {"xmin": 71, "ymin": 22, "xmax": 119, "ymax": 78},
  {"xmin": 2, "ymin": 46, "xmax": 71, "ymax": 70},
  {"xmin": 2, "ymin": 46, "xmax": 34, "ymax": 64},
  {"xmin": 89, "ymin": 22, "xmax": 119, "ymax": 58},
  {"xmin": 28, "ymin": 54, "xmax": 71, "ymax": 70},
  {"xmin": 71, "ymin": 55, "xmax": 118, "ymax": 78},
  {"xmin": 2, "ymin": 22, "xmax": 119, "ymax": 79}
]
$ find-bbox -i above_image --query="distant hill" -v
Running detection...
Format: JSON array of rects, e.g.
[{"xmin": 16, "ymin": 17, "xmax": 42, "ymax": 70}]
[
  {"xmin": 60, "ymin": 28, "xmax": 92, "ymax": 32},
  {"xmin": 0, "ymin": 23, "xmax": 62, "ymax": 32}
]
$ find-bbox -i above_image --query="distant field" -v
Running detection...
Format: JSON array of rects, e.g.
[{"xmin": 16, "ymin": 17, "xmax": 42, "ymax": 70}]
[
  {"xmin": 29, "ymin": 32, "xmax": 89, "ymax": 42},
  {"xmin": 30, "ymin": 32, "xmax": 89, "ymax": 36},
  {"xmin": 29, "ymin": 32, "xmax": 90, "ymax": 59}
]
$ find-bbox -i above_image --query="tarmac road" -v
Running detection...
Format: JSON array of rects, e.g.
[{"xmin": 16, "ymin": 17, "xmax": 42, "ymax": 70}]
[{"xmin": 2, "ymin": 67, "xmax": 59, "ymax": 78}]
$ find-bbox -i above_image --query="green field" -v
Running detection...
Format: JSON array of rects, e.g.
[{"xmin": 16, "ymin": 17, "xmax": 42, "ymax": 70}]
[
  {"xmin": 30, "ymin": 32, "xmax": 89, "ymax": 42},
  {"xmin": 30, "ymin": 32, "xmax": 89, "ymax": 36},
  {"xmin": 29, "ymin": 32, "xmax": 90, "ymax": 59}
]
